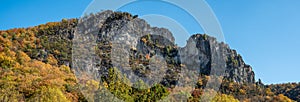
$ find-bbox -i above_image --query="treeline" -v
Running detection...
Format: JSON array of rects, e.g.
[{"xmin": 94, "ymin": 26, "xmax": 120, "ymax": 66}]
[{"xmin": 267, "ymin": 82, "xmax": 300, "ymax": 101}]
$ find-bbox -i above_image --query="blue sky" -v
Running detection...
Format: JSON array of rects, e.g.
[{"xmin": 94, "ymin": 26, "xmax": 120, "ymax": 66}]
[{"xmin": 1, "ymin": 0, "xmax": 299, "ymax": 84}]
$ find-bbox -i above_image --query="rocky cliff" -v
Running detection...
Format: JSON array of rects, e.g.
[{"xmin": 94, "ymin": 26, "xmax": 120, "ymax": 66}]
[
  {"xmin": 73, "ymin": 10, "xmax": 256, "ymax": 85},
  {"xmin": 183, "ymin": 34, "xmax": 255, "ymax": 84}
]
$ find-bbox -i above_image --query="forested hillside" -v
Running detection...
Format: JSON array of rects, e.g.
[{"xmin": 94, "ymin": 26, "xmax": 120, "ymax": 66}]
[{"xmin": 0, "ymin": 11, "xmax": 298, "ymax": 102}]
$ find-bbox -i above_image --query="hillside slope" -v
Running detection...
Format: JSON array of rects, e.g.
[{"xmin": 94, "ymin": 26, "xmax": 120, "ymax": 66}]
[{"xmin": 0, "ymin": 10, "xmax": 297, "ymax": 102}]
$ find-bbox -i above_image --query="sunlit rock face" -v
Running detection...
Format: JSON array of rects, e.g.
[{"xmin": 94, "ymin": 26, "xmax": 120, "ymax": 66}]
[
  {"xmin": 180, "ymin": 34, "xmax": 255, "ymax": 84},
  {"xmin": 73, "ymin": 10, "xmax": 255, "ymax": 85}
]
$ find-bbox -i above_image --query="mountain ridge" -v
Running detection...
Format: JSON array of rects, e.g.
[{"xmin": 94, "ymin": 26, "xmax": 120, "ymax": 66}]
[{"xmin": 0, "ymin": 10, "xmax": 298, "ymax": 102}]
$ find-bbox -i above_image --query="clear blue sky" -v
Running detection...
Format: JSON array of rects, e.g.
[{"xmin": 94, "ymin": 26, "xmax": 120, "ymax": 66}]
[{"xmin": 1, "ymin": 0, "xmax": 299, "ymax": 84}]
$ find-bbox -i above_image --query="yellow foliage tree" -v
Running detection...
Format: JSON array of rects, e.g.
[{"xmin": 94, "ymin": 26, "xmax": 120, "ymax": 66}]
[
  {"xmin": 46, "ymin": 54, "xmax": 58, "ymax": 66},
  {"xmin": 27, "ymin": 86, "xmax": 69, "ymax": 102},
  {"xmin": 211, "ymin": 94, "xmax": 239, "ymax": 102},
  {"xmin": 274, "ymin": 94, "xmax": 293, "ymax": 102},
  {"xmin": 17, "ymin": 51, "xmax": 31, "ymax": 64}
]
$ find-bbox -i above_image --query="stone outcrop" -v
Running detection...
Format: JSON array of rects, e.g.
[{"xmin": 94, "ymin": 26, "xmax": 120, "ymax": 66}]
[{"xmin": 73, "ymin": 10, "xmax": 255, "ymax": 85}]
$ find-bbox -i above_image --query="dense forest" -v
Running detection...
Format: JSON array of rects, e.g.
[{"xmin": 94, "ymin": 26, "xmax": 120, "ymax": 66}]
[{"xmin": 0, "ymin": 11, "xmax": 299, "ymax": 102}]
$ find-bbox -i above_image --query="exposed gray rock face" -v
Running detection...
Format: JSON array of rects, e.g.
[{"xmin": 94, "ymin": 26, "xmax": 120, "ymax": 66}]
[
  {"xmin": 225, "ymin": 49, "xmax": 255, "ymax": 84},
  {"xmin": 74, "ymin": 10, "xmax": 177, "ymax": 88},
  {"xmin": 183, "ymin": 34, "xmax": 255, "ymax": 84},
  {"xmin": 74, "ymin": 10, "xmax": 255, "ymax": 86},
  {"xmin": 76, "ymin": 10, "xmax": 174, "ymax": 42}
]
